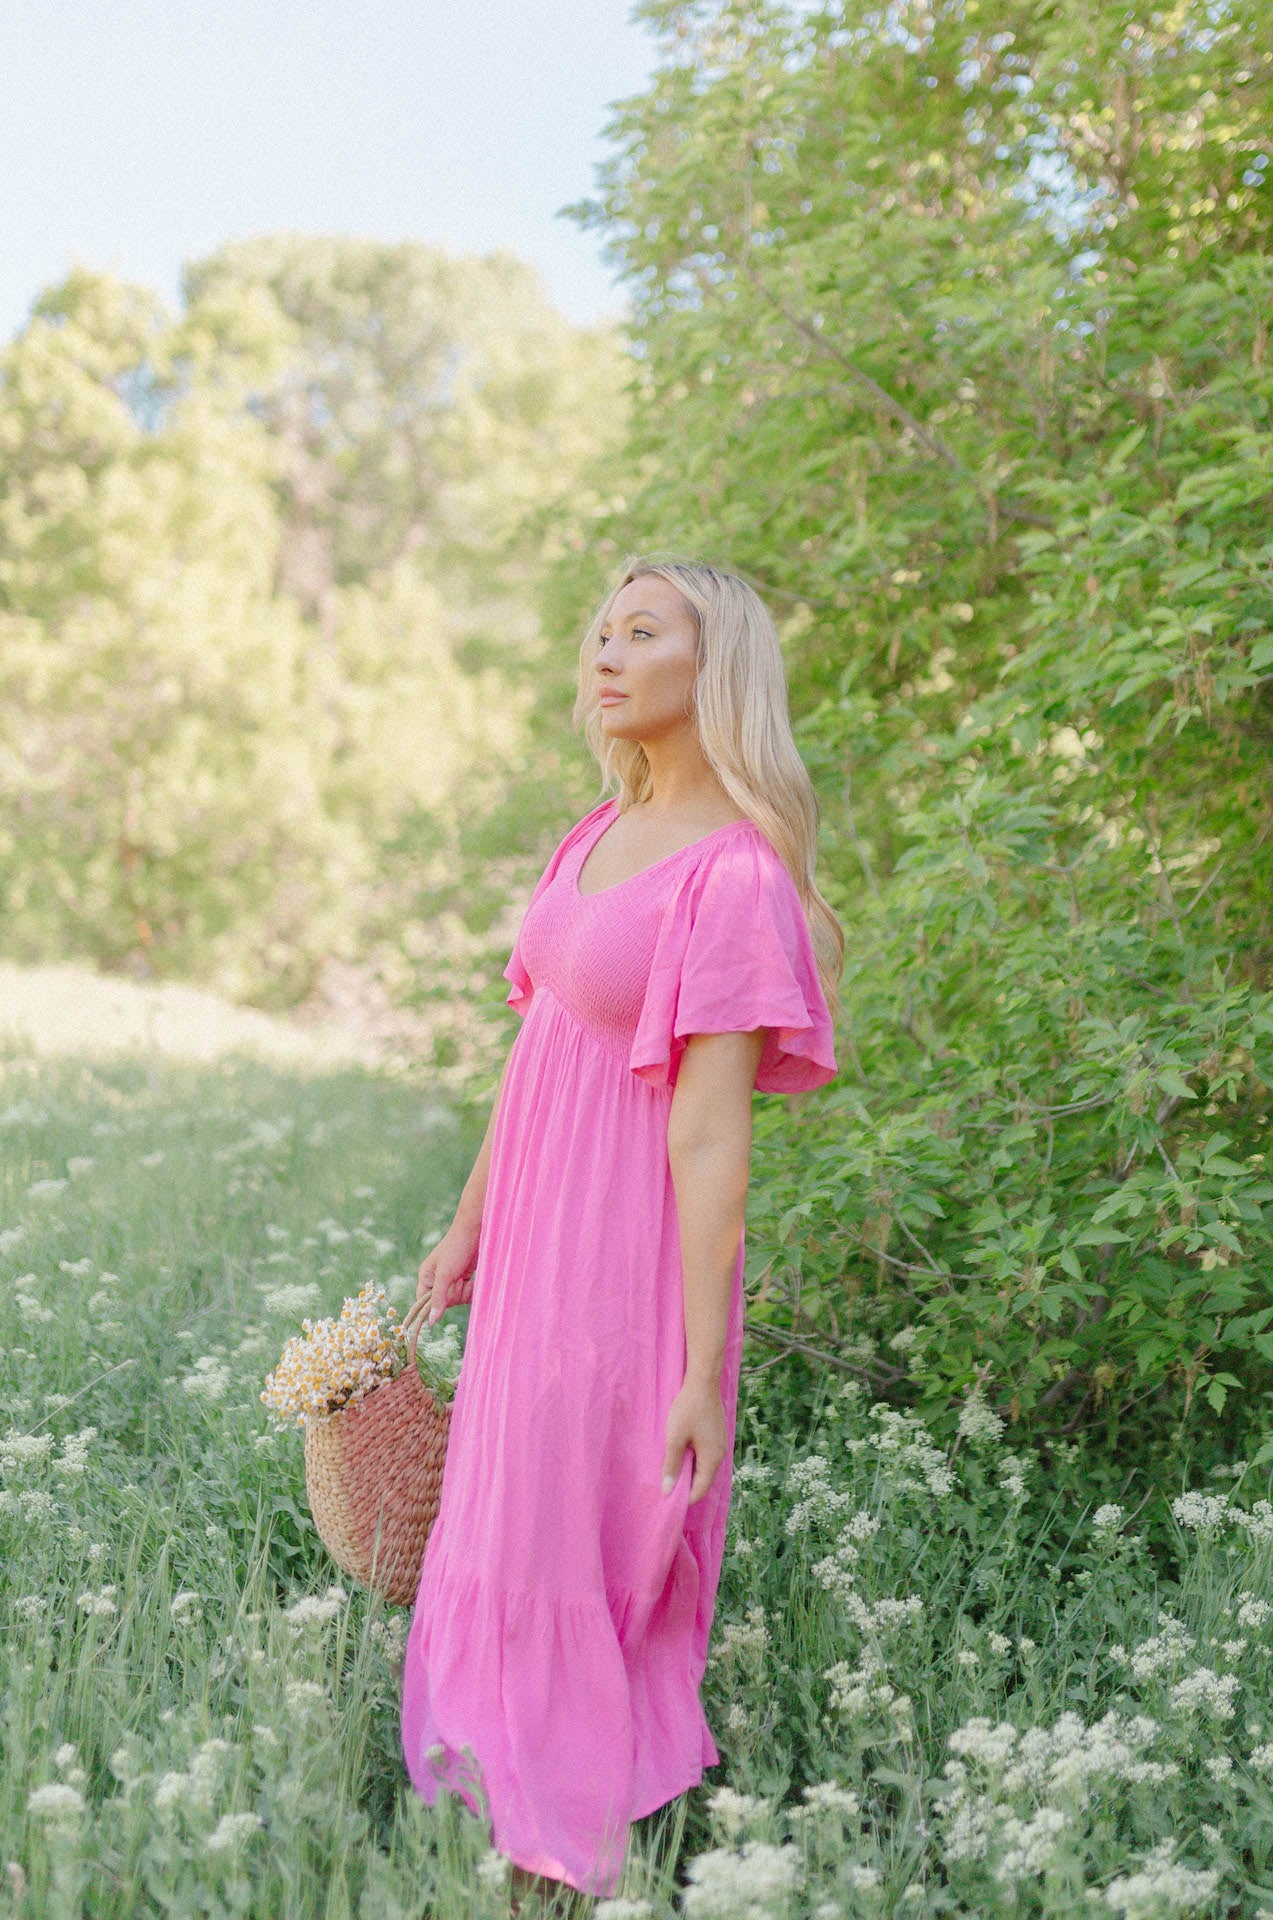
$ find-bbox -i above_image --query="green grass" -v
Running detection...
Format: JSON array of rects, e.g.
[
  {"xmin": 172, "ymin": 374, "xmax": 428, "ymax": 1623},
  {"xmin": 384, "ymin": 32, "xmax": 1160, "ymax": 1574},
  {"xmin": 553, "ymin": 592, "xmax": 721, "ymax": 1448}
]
[{"xmin": 5, "ymin": 1048, "xmax": 1273, "ymax": 1918}]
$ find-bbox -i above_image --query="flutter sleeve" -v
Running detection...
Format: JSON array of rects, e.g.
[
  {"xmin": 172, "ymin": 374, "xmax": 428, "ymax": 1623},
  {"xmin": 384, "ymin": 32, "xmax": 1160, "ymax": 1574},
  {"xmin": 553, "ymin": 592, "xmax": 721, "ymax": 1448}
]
[
  {"xmin": 501, "ymin": 800, "xmax": 613, "ymax": 1017},
  {"xmin": 629, "ymin": 829, "xmax": 838, "ymax": 1094}
]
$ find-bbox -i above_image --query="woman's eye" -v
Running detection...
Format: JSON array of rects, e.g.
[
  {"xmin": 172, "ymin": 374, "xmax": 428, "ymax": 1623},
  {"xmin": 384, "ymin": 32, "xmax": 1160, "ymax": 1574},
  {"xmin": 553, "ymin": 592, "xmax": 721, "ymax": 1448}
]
[{"xmin": 632, "ymin": 628, "xmax": 652, "ymax": 639}]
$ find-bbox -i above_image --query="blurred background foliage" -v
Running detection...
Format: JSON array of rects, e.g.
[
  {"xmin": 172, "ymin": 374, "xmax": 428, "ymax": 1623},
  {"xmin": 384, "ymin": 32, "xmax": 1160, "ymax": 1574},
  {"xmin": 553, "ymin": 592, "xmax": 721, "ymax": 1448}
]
[
  {"xmin": 3, "ymin": 0, "xmax": 1272, "ymax": 1445},
  {"xmin": 0, "ymin": 237, "xmax": 625, "ymax": 1029}
]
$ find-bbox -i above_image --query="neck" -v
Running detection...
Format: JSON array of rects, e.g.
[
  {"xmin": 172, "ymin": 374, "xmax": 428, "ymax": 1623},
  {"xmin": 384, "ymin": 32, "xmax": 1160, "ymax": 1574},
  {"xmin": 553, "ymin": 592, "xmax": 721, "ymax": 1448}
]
[{"xmin": 637, "ymin": 728, "xmax": 727, "ymax": 814}]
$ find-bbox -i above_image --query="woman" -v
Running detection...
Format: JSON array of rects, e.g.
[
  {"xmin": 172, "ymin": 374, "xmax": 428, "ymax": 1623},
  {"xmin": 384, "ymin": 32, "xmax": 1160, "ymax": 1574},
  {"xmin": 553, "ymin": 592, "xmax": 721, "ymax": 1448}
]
[{"xmin": 399, "ymin": 556, "xmax": 842, "ymax": 1914}]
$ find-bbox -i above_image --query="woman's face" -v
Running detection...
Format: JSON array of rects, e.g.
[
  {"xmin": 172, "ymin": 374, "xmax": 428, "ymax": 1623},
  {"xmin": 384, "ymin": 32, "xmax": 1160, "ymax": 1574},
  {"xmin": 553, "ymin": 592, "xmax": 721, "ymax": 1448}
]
[{"xmin": 593, "ymin": 575, "xmax": 699, "ymax": 743}]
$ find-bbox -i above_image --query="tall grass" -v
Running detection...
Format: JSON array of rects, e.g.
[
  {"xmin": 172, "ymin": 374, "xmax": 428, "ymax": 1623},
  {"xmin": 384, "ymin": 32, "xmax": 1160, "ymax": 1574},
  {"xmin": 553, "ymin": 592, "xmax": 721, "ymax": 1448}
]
[{"xmin": 4, "ymin": 1048, "xmax": 1273, "ymax": 1917}]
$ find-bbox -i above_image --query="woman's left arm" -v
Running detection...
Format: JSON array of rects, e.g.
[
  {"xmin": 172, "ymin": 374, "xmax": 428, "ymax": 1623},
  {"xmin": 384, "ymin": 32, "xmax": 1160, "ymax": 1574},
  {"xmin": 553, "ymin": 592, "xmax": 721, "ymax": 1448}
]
[{"xmin": 661, "ymin": 1027, "xmax": 768, "ymax": 1505}]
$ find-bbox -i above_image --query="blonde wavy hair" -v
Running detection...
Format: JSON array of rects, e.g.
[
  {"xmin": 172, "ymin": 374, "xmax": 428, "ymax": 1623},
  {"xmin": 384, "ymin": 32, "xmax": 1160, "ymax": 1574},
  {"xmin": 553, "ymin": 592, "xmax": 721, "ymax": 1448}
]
[{"xmin": 573, "ymin": 553, "xmax": 844, "ymax": 1017}]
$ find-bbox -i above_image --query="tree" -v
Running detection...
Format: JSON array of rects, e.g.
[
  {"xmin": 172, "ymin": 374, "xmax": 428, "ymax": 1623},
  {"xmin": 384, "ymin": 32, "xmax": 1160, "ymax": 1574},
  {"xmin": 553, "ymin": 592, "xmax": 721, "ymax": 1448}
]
[
  {"xmin": 0, "ymin": 241, "xmax": 628, "ymax": 1009},
  {"xmin": 557, "ymin": 0, "xmax": 1273, "ymax": 1434}
]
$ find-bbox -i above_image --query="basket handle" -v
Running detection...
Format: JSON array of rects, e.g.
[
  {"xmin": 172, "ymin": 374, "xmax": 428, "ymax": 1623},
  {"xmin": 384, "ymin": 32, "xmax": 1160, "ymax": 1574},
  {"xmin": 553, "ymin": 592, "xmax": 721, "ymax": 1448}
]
[{"xmin": 400, "ymin": 1295, "xmax": 428, "ymax": 1363}]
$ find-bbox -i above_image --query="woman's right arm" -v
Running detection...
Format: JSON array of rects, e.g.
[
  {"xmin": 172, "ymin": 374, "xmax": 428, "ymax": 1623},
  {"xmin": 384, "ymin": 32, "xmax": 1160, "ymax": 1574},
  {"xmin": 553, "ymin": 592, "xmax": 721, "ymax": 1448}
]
[{"xmin": 411, "ymin": 1044, "xmax": 515, "ymax": 1327}]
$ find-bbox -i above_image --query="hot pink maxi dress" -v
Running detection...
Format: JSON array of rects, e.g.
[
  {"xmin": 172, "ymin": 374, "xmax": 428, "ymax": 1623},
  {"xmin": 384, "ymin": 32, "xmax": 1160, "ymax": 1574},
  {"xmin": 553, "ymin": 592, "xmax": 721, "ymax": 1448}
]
[{"xmin": 400, "ymin": 796, "xmax": 837, "ymax": 1896}]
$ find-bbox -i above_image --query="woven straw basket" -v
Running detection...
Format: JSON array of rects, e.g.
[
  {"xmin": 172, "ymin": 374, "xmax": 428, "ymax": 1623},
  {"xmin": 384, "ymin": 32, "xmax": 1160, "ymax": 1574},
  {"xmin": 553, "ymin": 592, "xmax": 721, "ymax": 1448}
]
[{"xmin": 303, "ymin": 1305, "xmax": 452, "ymax": 1606}]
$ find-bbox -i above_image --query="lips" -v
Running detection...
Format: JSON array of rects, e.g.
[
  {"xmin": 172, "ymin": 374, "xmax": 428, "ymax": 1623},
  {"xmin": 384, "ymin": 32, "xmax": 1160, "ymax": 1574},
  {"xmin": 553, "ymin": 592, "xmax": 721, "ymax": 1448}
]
[{"xmin": 599, "ymin": 694, "xmax": 628, "ymax": 706}]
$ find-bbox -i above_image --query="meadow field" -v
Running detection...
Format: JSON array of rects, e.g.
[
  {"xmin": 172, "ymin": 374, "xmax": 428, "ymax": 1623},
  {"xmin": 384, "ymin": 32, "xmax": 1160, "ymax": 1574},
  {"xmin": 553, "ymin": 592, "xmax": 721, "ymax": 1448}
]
[{"xmin": 5, "ymin": 1035, "xmax": 1273, "ymax": 1920}]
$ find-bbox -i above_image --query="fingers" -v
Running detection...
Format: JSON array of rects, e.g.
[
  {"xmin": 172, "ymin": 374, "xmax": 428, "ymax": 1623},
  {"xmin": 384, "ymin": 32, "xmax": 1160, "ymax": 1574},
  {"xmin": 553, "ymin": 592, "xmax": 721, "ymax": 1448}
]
[
  {"xmin": 427, "ymin": 1269, "xmax": 468, "ymax": 1325},
  {"xmin": 661, "ymin": 1445, "xmax": 683, "ymax": 1496},
  {"xmin": 688, "ymin": 1456, "xmax": 718, "ymax": 1505}
]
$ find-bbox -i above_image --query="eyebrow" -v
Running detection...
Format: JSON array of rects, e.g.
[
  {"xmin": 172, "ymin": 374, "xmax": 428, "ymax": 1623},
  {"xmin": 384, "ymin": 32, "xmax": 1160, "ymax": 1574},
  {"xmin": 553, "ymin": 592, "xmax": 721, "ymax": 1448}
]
[{"xmin": 599, "ymin": 610, "xmax": 662, "ymax": 630}]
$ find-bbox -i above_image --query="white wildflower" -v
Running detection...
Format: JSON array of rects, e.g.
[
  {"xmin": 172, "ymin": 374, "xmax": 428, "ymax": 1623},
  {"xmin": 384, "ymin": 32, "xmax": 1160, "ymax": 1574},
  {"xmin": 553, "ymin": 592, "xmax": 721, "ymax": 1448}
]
[
  {"xmin": 284, "ymin": 1679, "xmax": 328, "ymax": 1709},
  {"xmin": 180, "ymin": 1357, "xmax": 232, "ymax": 1401},
  {"xmin": 595, "ymin": 1901, "xmax": 654, "ymax": 1920},
  {"xmin": 77, "ymin": 1586, "xmax": 118, "ymax": 1618},
  {"xmin": 948, "ymin": 1719, "xmax": 1018, "ymax": 1768},
  {"xmin": 1169, "ymin": 1667, "xmax": 1240, "ymax": 1720},
  {"xmin": 474, "ymin": 1847, "xmax": 511, "ymax": 1890},
  {"xmin": 26, "ymin": 1783, "xmax": 85, "ymax": 1819},
  {"xmin": 843, "ymin": 1508, "xmax": 881, "ymax": 1543},
  {"xmin": 206, "ymin": 1811, "xmax": 263, "ymax": 1852},
  {"xmin": 709, "ymin": 1607, "xmax": 769, "ymax": 1666},
  {"xmin": 370, "ymin": 1615, "xmax": 408, "ymax": 1660},
  {"xmin": 18, "ymin": 1489, "xmax": 55, "ymax": 1521},
  {"xmin": 109, "ymin": 1746, "xmax": 141, "ymax": 1784},
  {"xmin": 957, "ymin": 1388, "xmax": 1005, "ymax": 1445},
  {"xmin": 138, "ymin": 1151, "xmax": 166, "ymax": 1168},
  {"xmin": 0, "ymin": 1432, "xmax": 55, "ymax": 1471},
  {"xmin": 825, "ymin": 1654, "xmax": 911, "ymax": 1723},
  {"xmin": 844, "ymin": 1865, "xmax": 881, "ymax": 1890},
  {"xmin": 58, "ymin": 1256, "xmax": 93, "ymax": 1274},
  {"xmin": 1248, "ymin": 1742, "xmax": 1273, "ymax": 1770},
  {"xmin": 153, "ymin": 1740, "xmax": 232, "ymax": 1814},
  {"xmin": 1171, "ymin": 1491, "xmax": 1230, "ymax": 1533},
  {"xmin": 27, "ymin": 1179, "xmax": 67, "ymax": 1198},
  {"xmin": 682, "ymin": 1839, "xmax": 801, "ymax": 1918},
  {"xmin": 994, "ymin": 1806, "xmax": 1068, "ymax": 1884},
  {"xmin": 987, "ymin": 1632, "xmax": 1012, "ymax": 1657},
  {"xmin": 940, "ymin": 1792, "xmax": 993, "ymax": 1864},
  {"xmin": 53, "ymin": 1428, "xmax": 97, "ymax": 1477},
  {"xmin": 1239, "ymin": 1501, "xmax": 1273, "ymax": 1543},
  {"xmin": 1104, "ymin": 1839, "xmax": 1219, "ymax": 1916},
  {"xmin": 1092, "ymin": 1503, "xmax": 1126, "ymax": 1534},
  {"xmin": 0, "ymin": 1226, "xmax": 26, "ymax": 1251},
  {"xmin": 839, "ymin": 1589, "xmax": 924, "ymax": 1637},
  {"xmin": 957, "ymin": 1649, "xmax": 980, "ymax": 1669},
  {"xmin": 732, "ymin": 1460, "xmax": 775, "ymax": 1487},
  {"xmin": 783, "ymin": 1454, "xmax": 856, "ymax": 1535},
  {"xmin": 170, "ymin": 1590, "xmax": 203, "ymax": 1625},
  {"xmin": 1238, "ymin": 1594, "xmax": 1272, "ymax": 1630},
  {"xmin": 284, "ymin": 1590, "xmax": 344, "ymax": 1632},
  {"xmin": 868, "ymin": 1406, "xmax": 955, "ymax": 1497},
  {"xmin": 1205, "ymin": 1754, "xmax": 1233, "ymax": 1781},
  {"xmin": 997, "ymin": 1453, "xmax": 1029, "ymax": 1499},
  {"xmin": 1129, "ymin": 1617, "xmax": 1195, "ymax": 1681},
  {"xmin": 260, "ymin": 1283, "xmax": 323, "ymax": 1317},
  {"xmin": 802, "ymin": 1774, "xmax": 860, "ymax": 1820},
  {"xmin": 706, "ymin": 1786, "xmax": 768, "ymax": 1839}
]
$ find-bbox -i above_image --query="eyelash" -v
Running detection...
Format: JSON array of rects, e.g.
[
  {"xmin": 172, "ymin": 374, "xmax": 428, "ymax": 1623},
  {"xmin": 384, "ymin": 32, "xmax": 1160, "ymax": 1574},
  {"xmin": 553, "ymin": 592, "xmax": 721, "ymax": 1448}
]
[{"xmin": 598, "ymin": 629, "xmax": 651, "ymax": 646}]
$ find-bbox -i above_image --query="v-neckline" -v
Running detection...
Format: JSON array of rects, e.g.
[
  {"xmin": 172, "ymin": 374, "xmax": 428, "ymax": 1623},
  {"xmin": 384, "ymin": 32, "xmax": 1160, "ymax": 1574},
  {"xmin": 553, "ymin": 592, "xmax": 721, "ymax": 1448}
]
[{"xmin": 574, "ymin": 801, "xmax": 753, "ymax": 900}]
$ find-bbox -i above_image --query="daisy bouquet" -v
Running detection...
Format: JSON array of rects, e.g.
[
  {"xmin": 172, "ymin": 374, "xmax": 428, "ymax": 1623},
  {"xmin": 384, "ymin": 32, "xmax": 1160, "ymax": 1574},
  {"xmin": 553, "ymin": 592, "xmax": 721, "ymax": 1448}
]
[{"xmin": 261, "ymin": 1281, "xmax": 461, "ymax": 1431}]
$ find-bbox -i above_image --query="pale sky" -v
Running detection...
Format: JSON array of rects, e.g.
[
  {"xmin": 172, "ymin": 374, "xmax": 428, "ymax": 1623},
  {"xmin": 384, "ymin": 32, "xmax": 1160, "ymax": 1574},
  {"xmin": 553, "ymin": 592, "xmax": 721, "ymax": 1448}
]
[{"xmin": 0, "ymin": 0, "xmax": 659, "ymax": 343}]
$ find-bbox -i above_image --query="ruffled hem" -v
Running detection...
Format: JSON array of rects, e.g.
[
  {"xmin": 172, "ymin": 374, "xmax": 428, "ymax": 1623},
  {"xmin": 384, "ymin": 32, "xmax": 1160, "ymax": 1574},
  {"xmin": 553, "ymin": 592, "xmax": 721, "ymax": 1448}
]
[{"xmin": 401, "ymin": 1547, "xmax": 719, "ymax": 1898}]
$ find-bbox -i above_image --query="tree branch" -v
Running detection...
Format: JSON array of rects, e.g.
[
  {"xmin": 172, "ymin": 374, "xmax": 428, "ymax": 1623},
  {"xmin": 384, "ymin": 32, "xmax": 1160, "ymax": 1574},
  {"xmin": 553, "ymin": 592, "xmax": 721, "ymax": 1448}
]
[{"xmin": 737, "ymin": 260, "xmax": 1054, "ymax": 532}]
